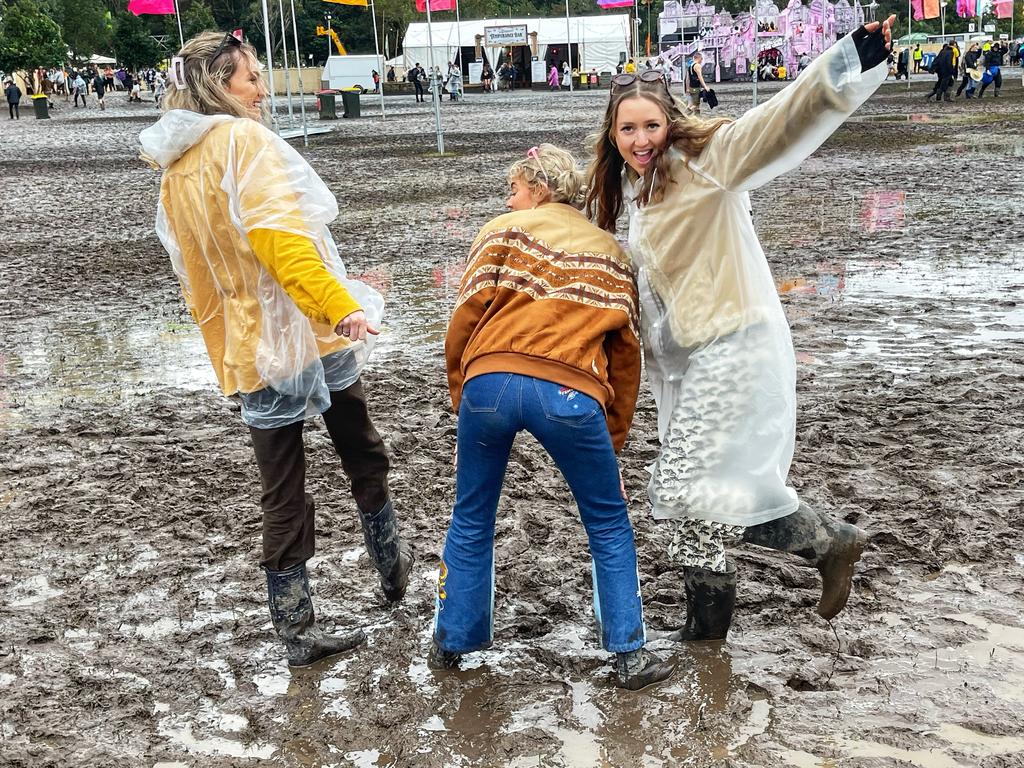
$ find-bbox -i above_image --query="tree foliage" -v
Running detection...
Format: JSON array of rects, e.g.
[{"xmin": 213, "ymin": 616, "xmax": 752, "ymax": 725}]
[
  {"xmin": 113, "ymin": 10, "xmax": 162, "ymax": 69},
  {"xmin": 44, "ymin": 0, "xmax": 112, "ymax": 59},
  {"xmin": 0, "ymin": 0, "xmax": 67, "ymax": 73}
]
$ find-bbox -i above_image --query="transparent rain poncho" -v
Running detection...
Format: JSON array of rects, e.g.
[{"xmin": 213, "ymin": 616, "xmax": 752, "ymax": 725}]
[
  {"xmin": 140, "ymin": 111, "xmax": 383, "ymax": 428},
  {"xmin": 625, "ymin": 35, "xmax": 886, "ymax": 527}
]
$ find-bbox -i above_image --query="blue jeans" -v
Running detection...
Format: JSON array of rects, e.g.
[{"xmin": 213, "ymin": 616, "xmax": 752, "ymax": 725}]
[{"xmin": 434, "ymin": 373, "xmax": 646, "ymax": 654}]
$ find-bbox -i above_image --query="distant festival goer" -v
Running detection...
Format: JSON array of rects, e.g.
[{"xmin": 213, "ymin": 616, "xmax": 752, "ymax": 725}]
[
  {"xmin": 585, "ymin": 17, "xmax": 897, "ymax": 644},
  {"xmin": 139, "ymin": 30, "xmax": 413, "ymax": 669}
]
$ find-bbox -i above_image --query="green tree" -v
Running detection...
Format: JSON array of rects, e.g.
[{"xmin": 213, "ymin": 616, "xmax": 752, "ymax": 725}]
[
  {"xmin": 112, "ymin": 11, "xmax": 162, "ymax": 69},
  {"xmin": 184, "ymin": 0, "xmax": 218, "ymax": 39},
  {"xmin": 44, "ymin": 0, "xmax": 112, "ymax": 59},
  {"xmin": 0, "ymin": 0, "xmax": 67, "ymax": 73}
]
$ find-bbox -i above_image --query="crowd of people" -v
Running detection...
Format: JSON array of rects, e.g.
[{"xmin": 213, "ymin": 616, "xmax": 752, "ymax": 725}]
[
  {"xmin": 5, "ymin": 64, "xmax": 169, "ymax": 111},
  {"xmin": 137, "ymin": 17, "xmax": 901, "ymax": 692}
]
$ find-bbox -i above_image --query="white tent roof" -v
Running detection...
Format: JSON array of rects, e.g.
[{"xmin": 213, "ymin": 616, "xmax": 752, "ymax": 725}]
[
  {"xmin": 402, "ymin": 14, "xmax": 630, "ymax": 74},
  {"xmin": 88, "ymin": 54, "xmax": 117, "ymax": 65}
]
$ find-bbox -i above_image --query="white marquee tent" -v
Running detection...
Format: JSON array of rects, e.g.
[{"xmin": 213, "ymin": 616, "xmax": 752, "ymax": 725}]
[{"xmin": 401, "ymin": 14, "xmax": 631, "ymax": 75}]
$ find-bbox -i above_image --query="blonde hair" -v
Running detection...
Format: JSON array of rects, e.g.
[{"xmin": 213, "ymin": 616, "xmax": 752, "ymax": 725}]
[
  {"xmin": 585, "ymin": 83, "xmax": 730, "ymax": 232},
  {"xmin": 507, "ymin": 143, "xmax": 585, "ymax": 207},
  {"xmin": 162, "ymin": 31, "xmax": 266, "ymax": 121}
]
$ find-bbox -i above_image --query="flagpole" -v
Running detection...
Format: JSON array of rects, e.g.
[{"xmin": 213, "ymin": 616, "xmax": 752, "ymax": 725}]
[
  {"xmin": 278, "ymin": 0, "xmax": 295, "ymax": 124},
  {"xmin": 455, "ymin": 0, "xmax": 463, "ymax": 99},
  {"xmin": 173, "ymin": 0, "xmax": 184, "ymax": 46},
  {"xmin": 425, "ymin": 0, "xmax": 446, "ymax": 153},
  {"xmin": 752, "ymin": 3, "xmax": 758, "ymax": 106},
  {"xmin": 565, "ymin": 0, "xmax": 574, "ymax": 92},
  {"xmin": 906, "ymin": 0, "xmax": 912, "ymax": 91},
  {"xmin": 289, "ymin": 0, "xmax": 308, "ymax": 146},
  {"xmin": 260, "ymin": 0, "xmax": 279, "ymax": 132},
  {"xmin": 370, "ymin": 0, "xmax": 386, "ymax": 119}
]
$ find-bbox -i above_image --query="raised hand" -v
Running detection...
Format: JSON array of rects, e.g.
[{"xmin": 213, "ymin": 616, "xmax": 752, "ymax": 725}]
[{"xmin": 852, "ymin": 14, "xmax": 897, "ymax": 72}]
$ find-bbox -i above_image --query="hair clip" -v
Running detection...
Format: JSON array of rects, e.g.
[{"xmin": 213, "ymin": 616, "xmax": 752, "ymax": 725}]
[
  {"xmin": 526, "ymin": 146, "xmax": 540, "ymax": 160},
  {"xmin": 169, "ymin": 56, "xmax": 188, "ymax": 91}
]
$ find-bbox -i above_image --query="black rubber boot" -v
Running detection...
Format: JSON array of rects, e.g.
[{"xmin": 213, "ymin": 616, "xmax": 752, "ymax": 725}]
[
  {"xmin": 427, "ymin": 641, "xmax": 461, "ymax": 670},
  {"xmin": 359, "ymin": 499, "xmax": 413, "ymax": 603},
  {"xmin": 614, "ymin": 648, "xmax": 676, "ymax": 691},
  {"xmin": 742, "ymin": 503, "xmax": 866, "ymax": 620},
  {"xmin": 667, "ymin": 565, "xmax": 737, "ymax": 642},
  {"xmin": 265, "ymin": 562, "xmax": 365, "ymax": 667}
]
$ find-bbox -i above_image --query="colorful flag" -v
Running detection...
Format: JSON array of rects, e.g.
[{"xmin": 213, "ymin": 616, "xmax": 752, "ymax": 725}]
[
  {"xmin": 911, "ymin": 0, "xmax": 924, "ymax": 20},
  {"xmin": 415, "ymin": 0, "xmax": 456, "ymax": 10},
  {"xmin": 325, "ymin": 0, "xmax": 368, "ymax": 5},
  {"xmin": 597, "ymin": 0, "xmax": 634, "ymax": 6},
  {"xmin": 955, "ymin": 0, "xmax": 972, "ymax": 16},
  {"xmin": 127, "ymin": 0, "xmax": 175, "ymax": 15},
  {"xmin": 922, "ymin": 0, "xmax": 940, "ymax": 18},
  {"xmin": 994, "ymin": 0, "xmax": 1013, "ymax": 18}
]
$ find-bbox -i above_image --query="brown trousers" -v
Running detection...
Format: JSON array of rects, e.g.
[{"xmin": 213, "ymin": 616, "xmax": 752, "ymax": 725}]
[{"xmin": 248, "ymin": 379, "xmax": 390, "ymax": 572}]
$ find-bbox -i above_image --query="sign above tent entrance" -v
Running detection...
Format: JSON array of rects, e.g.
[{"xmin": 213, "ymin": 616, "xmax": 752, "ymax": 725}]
[{"xmin": 484, "ymin": 25, "xmax": 529, "ymax": 46}]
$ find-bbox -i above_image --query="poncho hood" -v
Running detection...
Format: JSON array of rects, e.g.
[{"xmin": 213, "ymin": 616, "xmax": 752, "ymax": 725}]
[{"xmin": 139, "ymin": 109, "xmax": 234, "ymax": 169}]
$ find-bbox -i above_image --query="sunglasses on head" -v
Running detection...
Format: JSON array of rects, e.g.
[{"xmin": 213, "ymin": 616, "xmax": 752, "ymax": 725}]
[
  {"xmin": 610, "ymin": 70, "xmax": 667, "ymax": 88},
  {"xmin": 211, "ymin": 31, "xmax": 243, "ymax": 62}
]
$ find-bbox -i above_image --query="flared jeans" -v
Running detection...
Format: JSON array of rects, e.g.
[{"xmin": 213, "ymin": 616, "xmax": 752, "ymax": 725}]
[{"xmin": 434, "ymin": 373, "xmax": 646, "ymax": 654}]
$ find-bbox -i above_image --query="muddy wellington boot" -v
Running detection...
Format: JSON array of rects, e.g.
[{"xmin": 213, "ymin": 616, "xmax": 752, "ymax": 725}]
[
  {"xmin": 426, "ymin": 641, "xmax": 461, "ymax": 670},
  {"xmin": 742, "ymin": 503, "xmax": 866, "ymax": 621},
  {"xmin": 667, "ymin": 565, "xmax": 737, "ymax": 642},
  {"xmin": 266, "ymin": 562, "xmax": 366, "ymax": 668},
  {"xmin": 614, "ymin": 648, "xmax": 676, "ymax": 691},
  {"xmin": 358, "ymin": 499, "xmax": 413, "ymax": 603}
]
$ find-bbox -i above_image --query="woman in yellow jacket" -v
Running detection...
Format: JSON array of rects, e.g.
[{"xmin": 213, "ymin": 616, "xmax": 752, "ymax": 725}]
[{"xmin": 140, "ymin": 31, "xmax": 412, "ymax": 668}]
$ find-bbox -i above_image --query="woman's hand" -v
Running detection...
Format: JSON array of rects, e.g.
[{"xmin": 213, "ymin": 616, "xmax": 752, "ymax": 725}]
[
  {"xmin": 334, "ymin": 310, "xmax": 379, "ymax": 341},
  {"xmin": 853, "ymin": 15, "xmax": 897, "ymax": 73},
  {"xmin": 619, "ymin": 466, "xmax": 628, "ymax": 502}
]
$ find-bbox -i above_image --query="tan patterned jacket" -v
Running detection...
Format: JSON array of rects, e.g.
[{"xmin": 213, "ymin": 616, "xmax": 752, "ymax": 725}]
[{"xmin": 446, "ymin": 203, "xmax": 640, "ymax": 451}]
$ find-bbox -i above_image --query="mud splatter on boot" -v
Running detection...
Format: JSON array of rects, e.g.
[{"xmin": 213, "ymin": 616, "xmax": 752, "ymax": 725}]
[
  {"xmin": 614, "ymin": 648, "xmax": 675, "ymax": 691},
  {"xmin": 265, "ymin": 562, "xmax": 365, "ymax": 667},
  {"xmin": 359, "ymin": 500, "xmax": 414, "ymax": 603},
  {"xmin": 742, "ymin": 503, "xmax": 866, "ymax": 620},
  {"xmin": 668, "ymin": 565, "xmax": 737, "ymax": 642}
]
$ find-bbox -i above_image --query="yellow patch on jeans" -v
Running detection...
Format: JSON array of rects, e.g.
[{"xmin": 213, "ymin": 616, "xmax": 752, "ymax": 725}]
[{"xmin": 438, "ymin": 560, "xmax": 448, "ymax": 600}]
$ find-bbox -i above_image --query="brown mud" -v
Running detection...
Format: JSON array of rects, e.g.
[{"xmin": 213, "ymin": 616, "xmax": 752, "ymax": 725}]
[{"xmin": 1, "ymin": 76, "xmax": 1023, "ymax": 767}]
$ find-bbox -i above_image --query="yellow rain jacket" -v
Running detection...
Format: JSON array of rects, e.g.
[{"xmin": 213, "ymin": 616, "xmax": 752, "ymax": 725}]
[{"xmin": 140, "ymin": 111, "xmax": 383, "ymax": 427}]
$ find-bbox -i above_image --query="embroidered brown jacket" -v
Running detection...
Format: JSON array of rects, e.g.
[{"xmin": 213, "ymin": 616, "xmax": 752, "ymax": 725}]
[{"xmin": 445, "ymin": 203, "xmax": 640, "ymax": 451}]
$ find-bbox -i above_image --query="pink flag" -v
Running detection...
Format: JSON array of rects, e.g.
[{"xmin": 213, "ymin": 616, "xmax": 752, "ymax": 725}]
[
  {"xmin": 597, "ymin": 0, "xmax": 635, "ymax": 6},
  {"xmin": 994, "ymin": 0, "xmax": 1013, "ymax": 18},
  {"xmin": 955, "ymin": 0, "xmax": 972, "ymax": 16},
  {"xmin": 415, "ymin": 0, "xmax": 456, "ymax": 11},
  {"xmin": 128, "ymin": 0, "xmax": 176, "ymax": 14},
  {"xmin": 911, "ymin": 0, "xmax": 925, "ymax": 20}
]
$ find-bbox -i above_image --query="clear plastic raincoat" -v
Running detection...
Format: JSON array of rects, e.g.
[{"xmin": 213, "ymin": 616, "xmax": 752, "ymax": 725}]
[
  {"xmin": 625, "ymin": 35, "xmax": 886, "ymax": 527},
  {"xmin": 140, "ymin": 110, "xmax": 383, "ymax": 428}
]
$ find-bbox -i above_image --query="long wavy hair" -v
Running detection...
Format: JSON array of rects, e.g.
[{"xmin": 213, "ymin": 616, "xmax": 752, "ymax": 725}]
[
  {"xmin": 162, "ymin": 31, "xmax": 267, "ymax": 121},
  {"xmin": 585, "ymin": 81, "xmax": 731, "ymax": 232}
]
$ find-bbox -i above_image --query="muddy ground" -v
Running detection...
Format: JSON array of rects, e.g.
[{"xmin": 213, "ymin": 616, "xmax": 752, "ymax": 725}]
[{"xmin": 1, "ymin": 73, "xmax": 1023, "ymax": 768}]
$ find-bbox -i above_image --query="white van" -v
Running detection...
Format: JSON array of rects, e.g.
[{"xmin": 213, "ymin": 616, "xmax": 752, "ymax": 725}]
[{"xmin": 321, "ymin": 55, "xmax": 382, "ymax": 92}]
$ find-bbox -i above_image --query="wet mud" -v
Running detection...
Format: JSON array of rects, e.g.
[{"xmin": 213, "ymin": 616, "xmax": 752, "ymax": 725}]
[{"xmin": 1, "ymin": 77, "xmax": 1023, "ymax": 767}]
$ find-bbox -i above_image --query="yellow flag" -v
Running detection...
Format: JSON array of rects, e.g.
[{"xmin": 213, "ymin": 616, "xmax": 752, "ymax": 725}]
[{"xmin": 323, "ymin": 0, "xmax": 368, "ymax": 6}]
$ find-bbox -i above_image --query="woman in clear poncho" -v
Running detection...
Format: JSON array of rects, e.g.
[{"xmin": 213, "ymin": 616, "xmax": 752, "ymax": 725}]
[
  {"xmin": 139, "ymin": 31, "xmax": 412, "ymax": 668},
  {"xmin": 585, "ymin": 18, "xmax": 897, "ymax": 641}
]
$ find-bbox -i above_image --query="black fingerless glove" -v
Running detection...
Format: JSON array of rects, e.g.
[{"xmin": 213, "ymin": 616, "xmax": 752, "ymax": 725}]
[{"xmin": 851, "ymin": 24, "xmax": 890, "ymax": 72}]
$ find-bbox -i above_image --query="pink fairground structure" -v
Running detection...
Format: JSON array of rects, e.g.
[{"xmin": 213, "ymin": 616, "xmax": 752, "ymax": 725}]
[{"xmin": 656, "ymin": 0, "xmax": 867, "ymax": 82}]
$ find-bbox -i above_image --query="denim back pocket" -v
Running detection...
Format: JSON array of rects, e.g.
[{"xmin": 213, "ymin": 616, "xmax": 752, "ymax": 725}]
[
  {"xmin": 532, "ymin": 379, "xmax": 600, "ymax": 426},
  {"xmin": 461, "ymin": 373, "xmax": 514, "ymax": 413}
]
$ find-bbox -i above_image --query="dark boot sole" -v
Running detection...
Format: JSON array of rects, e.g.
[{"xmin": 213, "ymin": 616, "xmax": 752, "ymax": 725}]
[
  {"xmin": 382, "ymin": 549, "xmax": 414, "ymax": 603},
  {"xmin": 817, "ymin": 530, "xmax": 867, "ymax": 620}
]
